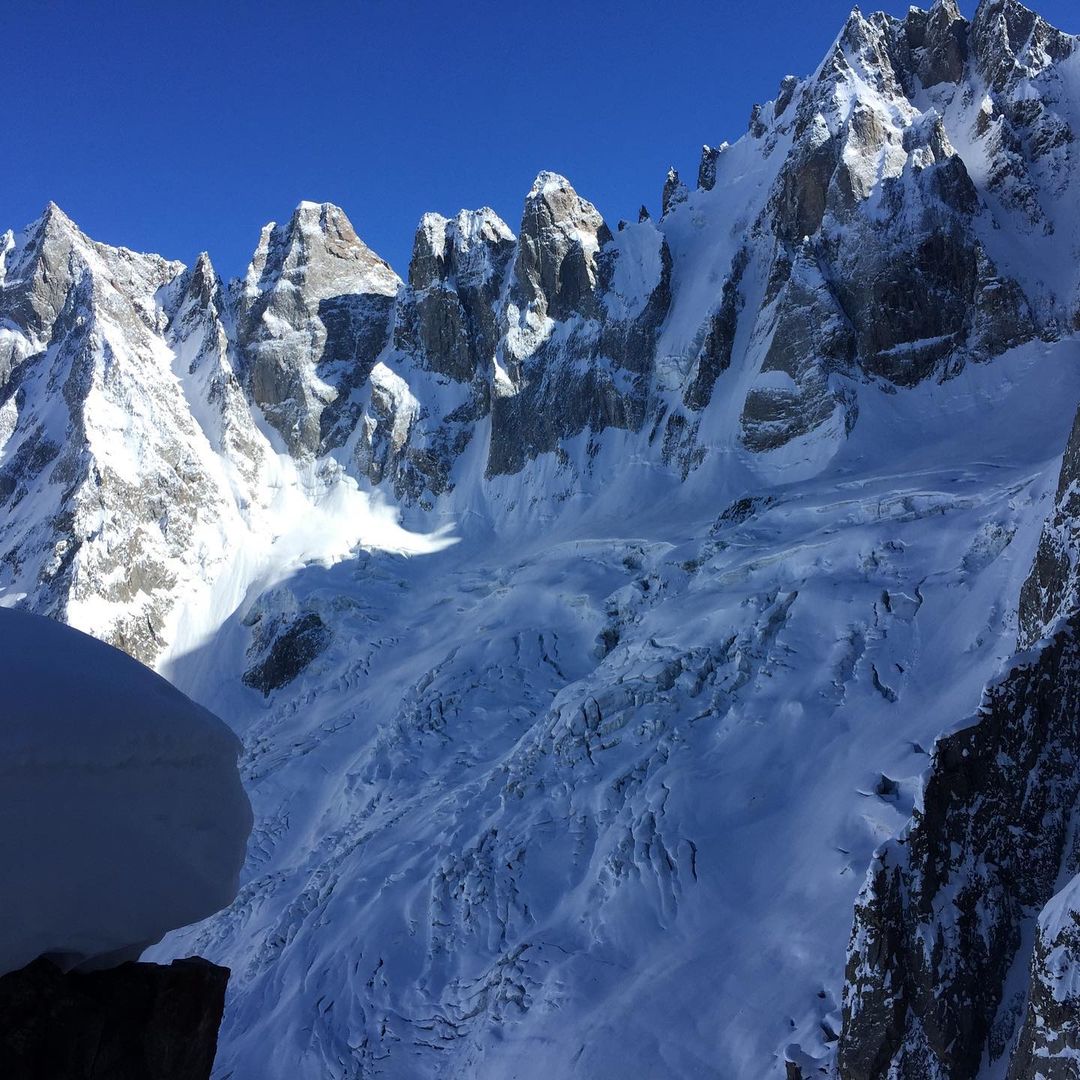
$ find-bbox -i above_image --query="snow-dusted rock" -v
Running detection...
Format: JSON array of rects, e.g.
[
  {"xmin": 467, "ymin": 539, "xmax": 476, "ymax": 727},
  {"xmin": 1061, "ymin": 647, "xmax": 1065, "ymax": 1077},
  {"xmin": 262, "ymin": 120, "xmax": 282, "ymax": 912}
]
[
  {"xmin": 0, "ymin": 205, "xmax": 246, "ymax": 664},
  {"xmin": 0, "ymin": 607, "xmax": 251, "ymax": 976},
  {"xmin": 840, "ymin": 616, "xmax": 1080, "ymax": 1079},
  {"xmin": 0, "ymin": 2, "xmax": 1079, "ymax": 1077},
  {"xmin": 1020, "ymin": 406, "xmax": 1080, "ymax": 647},
  {"xmin": 1008, "ymin": 873, "xmax": 1080, "ymax": 1079}
]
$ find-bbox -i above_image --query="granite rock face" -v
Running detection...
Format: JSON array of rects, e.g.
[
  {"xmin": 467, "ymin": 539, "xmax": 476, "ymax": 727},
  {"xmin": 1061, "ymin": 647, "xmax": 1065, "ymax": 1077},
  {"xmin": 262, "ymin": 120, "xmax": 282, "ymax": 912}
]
[
  {"xmin": 759, "ymin": 3, "xmax": 1031, "ymax": 398},
  {"xmin": 354, "ymin": 208, "xmax": 514, "ymax": 499},
  {"xmin": 0, "ymin": 206, "xmax": 245, "ymax": 665},
  {"xmin": 1007, "ymin": 873, "xmax": 1080, "ymax": 1080},
  {"xmin": 234, "ymin": 201, "xmax": 401, "ymax": 457},
  {"xmin": 0, "ymin": 956, "xmax": 228, "ymax": 1080},
  {"xmin": 0, "ymin": 1, "xmax": 1074, "ymax": 626},
  {"xmin": 488, "ymin": 173, "xmax": 671, "ymax": 478},
  {"xmin": 839, "ymin": 615, "xmax": 1080, "ymax": 1079},
  {"xmin": 242, "ymin": 611, "xmax": 331, "ymax": 696},
  {"xmin": 1020, "ymin": 405, "xmax": 1080, "ymax": 648}
]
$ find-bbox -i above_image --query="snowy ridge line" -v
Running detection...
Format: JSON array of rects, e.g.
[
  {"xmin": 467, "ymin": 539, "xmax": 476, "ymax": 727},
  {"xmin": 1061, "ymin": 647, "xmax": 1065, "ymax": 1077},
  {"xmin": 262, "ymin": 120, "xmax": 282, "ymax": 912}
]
[{"xmin": 0, "ymin": 1, "xmax": 1079, "ymax": 1077}]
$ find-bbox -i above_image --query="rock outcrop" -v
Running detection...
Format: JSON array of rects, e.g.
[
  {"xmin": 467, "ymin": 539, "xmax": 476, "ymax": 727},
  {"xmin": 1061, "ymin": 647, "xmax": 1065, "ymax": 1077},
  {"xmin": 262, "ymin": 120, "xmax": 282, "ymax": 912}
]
[
  {"xmin": 242, "ymin": 610, "xmax": 331, "ymax": 696},
  {"xmin": 839, "ymin": 615, "xmax": 1080, "ymax": 1079},
  {"xmin": 0, "ymin": 205, "xmax": 245, "ymax": 665},
  {"xmin": 1020, "ymin": 405, "xmax": 1080, "ymax": 648},
  {"xmin": 1007, "ymin": 874, "xmax": 1080, "ymax": 1079},
  {"xmin": 839, "ymin": 385, "xmax": 1080, "ymax": 1078},
  {"xmin": 234, "ymin": 201, "xmax": 400, "ymax": 457},
  {"xmin": 0, "ymin": 957, "xmax": 228, "ymax": 1080}
]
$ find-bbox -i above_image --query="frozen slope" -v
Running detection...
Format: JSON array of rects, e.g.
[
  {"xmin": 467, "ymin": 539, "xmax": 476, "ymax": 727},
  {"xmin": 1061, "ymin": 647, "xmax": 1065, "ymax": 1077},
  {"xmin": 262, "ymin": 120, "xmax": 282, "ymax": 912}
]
[
  {"xmin": 3, "ymin": 1, "xmax": 1079, "ymax": 1075},
  {"xmin": 152, "ymin": 338, "xmax": 1080, "ymax": 1079}
]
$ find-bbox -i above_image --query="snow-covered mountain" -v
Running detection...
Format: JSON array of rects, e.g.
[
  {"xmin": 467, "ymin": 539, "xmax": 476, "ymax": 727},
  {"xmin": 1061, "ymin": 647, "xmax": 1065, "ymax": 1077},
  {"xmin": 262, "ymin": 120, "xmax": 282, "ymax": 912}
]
[{"xmin": 4, "ymin": 1, "xmax": 1080, "ymax": 1075}]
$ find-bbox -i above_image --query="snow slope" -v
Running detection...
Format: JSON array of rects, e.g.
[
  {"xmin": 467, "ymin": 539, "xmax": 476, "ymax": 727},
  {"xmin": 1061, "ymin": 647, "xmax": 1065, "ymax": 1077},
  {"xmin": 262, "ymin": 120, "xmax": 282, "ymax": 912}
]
[
  {"xmin": 3, "ymin": 1, "xmax": 1080, "ymax": 1076},
  {"xmin": 152, "ymin": 337, "xmax": 1080, "ymax": 1079}
]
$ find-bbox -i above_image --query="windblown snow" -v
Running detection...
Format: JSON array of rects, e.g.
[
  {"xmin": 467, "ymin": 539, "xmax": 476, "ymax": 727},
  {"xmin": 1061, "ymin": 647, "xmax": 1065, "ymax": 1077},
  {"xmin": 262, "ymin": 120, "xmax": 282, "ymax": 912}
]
[{"xmin": 152, "ymin": 342, "xmax": 1080, "ymax": 1079}]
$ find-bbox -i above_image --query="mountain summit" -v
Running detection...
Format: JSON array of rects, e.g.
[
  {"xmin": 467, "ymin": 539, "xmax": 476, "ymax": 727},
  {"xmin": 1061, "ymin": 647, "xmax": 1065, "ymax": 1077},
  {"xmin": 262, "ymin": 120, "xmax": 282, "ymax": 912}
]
[{"xmin": 3, "ymin": 2, "xmax": 1080, "ymax": 1077}]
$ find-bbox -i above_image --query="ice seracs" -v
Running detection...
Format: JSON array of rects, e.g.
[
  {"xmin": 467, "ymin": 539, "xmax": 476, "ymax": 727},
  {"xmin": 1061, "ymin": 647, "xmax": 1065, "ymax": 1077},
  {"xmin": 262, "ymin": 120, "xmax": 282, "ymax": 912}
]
[{"xmin": 0, "ymin": 1, "xmax": 1078, "ymax": 1077}]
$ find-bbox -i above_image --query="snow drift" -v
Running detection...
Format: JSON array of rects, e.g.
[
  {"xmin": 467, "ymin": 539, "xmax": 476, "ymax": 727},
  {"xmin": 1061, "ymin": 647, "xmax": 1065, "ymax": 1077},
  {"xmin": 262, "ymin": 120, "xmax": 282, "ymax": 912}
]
[{"xmin": 0, "ymin": 607, "xmax": 251, "ymax": 976}]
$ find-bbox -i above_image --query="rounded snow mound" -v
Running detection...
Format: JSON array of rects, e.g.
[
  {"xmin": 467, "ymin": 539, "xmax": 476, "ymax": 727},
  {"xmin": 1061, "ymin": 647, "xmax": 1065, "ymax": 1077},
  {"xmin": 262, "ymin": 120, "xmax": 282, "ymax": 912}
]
[{"xmin": 0, "ymin": 608, "xmax": 252, "ymax": 976}]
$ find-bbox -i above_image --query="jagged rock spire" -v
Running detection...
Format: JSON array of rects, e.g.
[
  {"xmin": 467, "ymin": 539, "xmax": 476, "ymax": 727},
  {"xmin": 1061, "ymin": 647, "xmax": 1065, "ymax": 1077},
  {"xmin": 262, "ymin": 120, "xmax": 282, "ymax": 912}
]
[
  {"xmin": 235, "ymin": 201, "xmax": 401, "ymax": 456},
  {"xmin": 510, "ymin": 172, "xmax": 611, "ymax": 324},
  {"xmin": 661, "ymin": 167, "xmax": 688, "ymax": 216},
  {"xmin": 971, "ymin": 0, "xmax": 1076, "ymax": 89}
]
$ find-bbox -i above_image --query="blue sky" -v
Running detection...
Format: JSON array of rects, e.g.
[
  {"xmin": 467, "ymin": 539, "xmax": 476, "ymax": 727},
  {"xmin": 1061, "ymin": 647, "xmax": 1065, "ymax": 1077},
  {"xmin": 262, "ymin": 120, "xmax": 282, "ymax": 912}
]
[{"xmin": 4, "ymin": 0, "xmax": 1076, "ymax": 280}]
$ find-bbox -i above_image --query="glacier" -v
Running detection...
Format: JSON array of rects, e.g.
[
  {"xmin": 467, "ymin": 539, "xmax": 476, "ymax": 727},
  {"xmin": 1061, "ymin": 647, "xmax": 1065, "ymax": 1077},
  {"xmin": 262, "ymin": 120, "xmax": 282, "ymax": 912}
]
[{"xmin": 2, "ymin": 0, "xmax": 1080, "ymax": 1076}]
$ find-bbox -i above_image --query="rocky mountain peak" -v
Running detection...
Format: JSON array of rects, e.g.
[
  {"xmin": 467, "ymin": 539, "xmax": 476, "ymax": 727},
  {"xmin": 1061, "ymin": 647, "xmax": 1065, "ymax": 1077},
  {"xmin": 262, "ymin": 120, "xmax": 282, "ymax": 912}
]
[
  {"xmin": 234, "ymin": 201, "xmax": 401, "ymax": 456},
  {"xmin": 511, "ymin": 171, "xmax": 612, "ymax": 326},
  {"xmin": 0, "ymin": 202, "xmax": 87, "ymax": 346},
  {"xmin": 901, "ymin": 0, "xmax": 969, "ymax": 87},
  {"xmin": 0, "ymin": 204, "xmax": 180, "ymax": 388},
  {"xmin": 0, "ymin": 230, "xmax": 12, "ymax": 287},
  {"xmin": 408, "ymin": 212, "xmax": 451, "ymax": 289},
  {"xmin": 662, "ymin": 166, "xmax": 689, "ymax": 216},
  {"xmin": 241, "ymin": 200, "xmax": 400, "ymax": 309},
  {"xmin": 408, "ymin": 208, "xmax": 514, "ymax": 292},
  {"xmin": 176, "ymin": 251, "xmax": 223, "ymax": 315},
  {"xmin": 697, "ymin": 143, "xmax": 728, "ymax": 191},
  {"xmin": 972, "ymin": 0, "xmax": 1076, "ymax": 89},
  {"xmin": 825, "ymin": 7, "xmax": 909, "ymax": 106},
  {"xmin": 33, "ymin": 200, "xmax": 77, "ymax": 239}
]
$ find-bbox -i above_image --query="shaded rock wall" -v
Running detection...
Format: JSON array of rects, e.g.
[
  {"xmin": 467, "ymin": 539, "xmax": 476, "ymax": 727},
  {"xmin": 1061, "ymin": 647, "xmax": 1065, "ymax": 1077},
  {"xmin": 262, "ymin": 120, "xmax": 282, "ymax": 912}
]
[
  {"xmin": 839, "ymin": 616, "xmax": 1080, "ymax": 1079},
  {"xmin": 0, "ymin": 957, "xmax": 228, "ymax": 1080}
]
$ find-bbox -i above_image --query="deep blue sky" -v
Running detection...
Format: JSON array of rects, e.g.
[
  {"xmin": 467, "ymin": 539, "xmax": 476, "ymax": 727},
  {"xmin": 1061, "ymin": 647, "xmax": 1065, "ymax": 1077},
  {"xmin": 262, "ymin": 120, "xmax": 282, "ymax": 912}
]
[{"xmin": 4, "ymin": 1, "xmax": 1076, "ymax": 280}]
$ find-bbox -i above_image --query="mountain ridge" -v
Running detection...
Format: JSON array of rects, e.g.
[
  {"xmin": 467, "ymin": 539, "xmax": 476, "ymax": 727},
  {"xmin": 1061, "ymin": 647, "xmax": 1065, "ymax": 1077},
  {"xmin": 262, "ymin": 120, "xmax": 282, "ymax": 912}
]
[{"xmin": 4, "ymin": 1, "xmax": 1080, "ymax": 1076}]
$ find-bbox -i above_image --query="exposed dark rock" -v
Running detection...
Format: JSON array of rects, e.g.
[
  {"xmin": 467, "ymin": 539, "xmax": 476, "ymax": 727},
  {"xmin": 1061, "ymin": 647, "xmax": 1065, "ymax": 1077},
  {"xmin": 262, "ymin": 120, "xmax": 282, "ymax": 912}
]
[
  {"xmin": 1020, "ymin": 405, "xmax": 1080, "ymax": 648},
  {"xmin": 740, "ymin": 246, "xmax": 857, "ymax": 452},
  {"xmin": 486, "ymin": 177, "xmax": 671, "ymax": 477},
  {"xmin": 901, "ymin": 0, "xmax": 969, "ymax": 88},
  {"xmin": 397, "ymin": 210, "xmax": 514, "ymax": 384},
  {"xmin": 748, "ymin": 103, "xmax": 768, "ymax": 138},
  {"xmin": 0, "ymin": 205, "xmax": 83, "ymax": 372},
  {"xmin": 839, "ymin": 615, "xmax": 1080, "ymax": 1078},
  {"xmin": 509, "ymin": 172, "xmax": 611, "ymax": 327},
  {"xmin": 234, "ymin": 202, "xmax": 400, "ymax": 457},
  {"xmin": 698, "ymin": 144, "xmax": 723, "ymax": 191},
  {"xmin": 1007, "ymin": 876, "xmax": 1080, "ymax": 1079},
  {"xmin": 243, "ymin": 611, "xmax": 331, "ymax": 696},
  {"xmin": 971, "ymin": 0, "xmax": 1075, "ymax": 95},
  {"xmin": 661, "ymin": 167, "xmax": 688, "ymax": 216},
  {"xmin": 713, "ymin": 494, "xmax": 775, "ymax": 532},
  {"xmin": 0, "ymin": 956, "xmax": 228, "ymax": 1080},
  {"xmin": 773, "ymin": 132, "xmax": 836, "ymax": 244},
  {"xmin": 775, "ymin": 75, "xmax": 799, "ymax": 119},
  {"xmin": 684, "ymin": 248, "xmax": 747, "ymax": 411}
]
